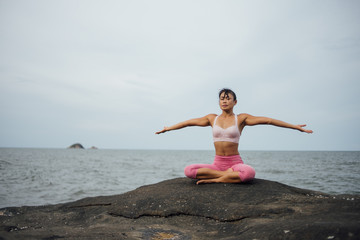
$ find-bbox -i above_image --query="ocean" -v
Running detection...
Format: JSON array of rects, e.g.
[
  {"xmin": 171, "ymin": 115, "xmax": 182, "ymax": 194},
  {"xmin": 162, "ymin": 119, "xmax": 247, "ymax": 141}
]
[{"xmin": 0, "ymin": 148, "xmax": 359, "ymax": 209}]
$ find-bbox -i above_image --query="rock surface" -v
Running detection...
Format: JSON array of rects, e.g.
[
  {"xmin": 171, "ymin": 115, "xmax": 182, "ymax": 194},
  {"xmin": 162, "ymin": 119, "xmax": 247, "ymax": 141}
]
[{"xmin": 1, "ymin": 178, "xmax": 359, "ymax": 240}]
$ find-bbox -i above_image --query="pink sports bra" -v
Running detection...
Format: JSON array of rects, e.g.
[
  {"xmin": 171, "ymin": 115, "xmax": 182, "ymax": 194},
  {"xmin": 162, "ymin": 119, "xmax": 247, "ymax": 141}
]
[{"xmin": 212, "ymin": 114, "xmax": 241, "ymax": 143}]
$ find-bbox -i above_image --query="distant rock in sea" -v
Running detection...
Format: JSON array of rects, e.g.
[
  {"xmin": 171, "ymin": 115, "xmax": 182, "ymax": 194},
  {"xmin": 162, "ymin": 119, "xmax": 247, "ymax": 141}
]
[
  {"xmin": 89, "ymin": 146, "xmax": 98, "ymax": 149},
  {"xmin": 67, "ymin": 143, "xmax": 85, "ymax": 149}
]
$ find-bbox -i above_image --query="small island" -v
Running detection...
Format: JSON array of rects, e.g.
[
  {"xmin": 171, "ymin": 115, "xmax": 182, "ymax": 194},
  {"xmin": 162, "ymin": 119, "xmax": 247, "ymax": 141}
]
[{"xmin": 67, "ymin": 143, "xmax": 85, "ymax": 149}]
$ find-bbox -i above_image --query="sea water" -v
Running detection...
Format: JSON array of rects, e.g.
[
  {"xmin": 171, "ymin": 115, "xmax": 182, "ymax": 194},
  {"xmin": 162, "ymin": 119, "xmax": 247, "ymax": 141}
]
[{"xmin": 0, "ymin": 148, "xmax": 359, "ymax": 208}]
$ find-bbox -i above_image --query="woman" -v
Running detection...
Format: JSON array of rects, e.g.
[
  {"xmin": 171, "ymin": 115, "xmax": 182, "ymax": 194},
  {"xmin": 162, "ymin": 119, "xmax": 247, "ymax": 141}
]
[{"xmin": 155, "ymin": 88, "xmax": 313, "ymax": 184}]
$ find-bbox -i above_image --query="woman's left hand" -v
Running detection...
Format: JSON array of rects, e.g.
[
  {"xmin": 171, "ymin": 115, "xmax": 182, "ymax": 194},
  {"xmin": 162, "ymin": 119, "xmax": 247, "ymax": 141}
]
[{"xmin": 297, "ymin": 124, "xmax": 313, "ymax": 133}]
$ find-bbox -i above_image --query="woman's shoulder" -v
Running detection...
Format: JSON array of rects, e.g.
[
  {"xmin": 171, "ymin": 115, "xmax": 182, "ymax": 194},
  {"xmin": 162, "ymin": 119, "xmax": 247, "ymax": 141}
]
[
  {"xmin": 206, "ymin": 113, "xmax": 218, "ymax": 119},
  {"xmin": 237, "ymin": 113, "xmax": 252, "ymax": 122},
  {"xmin": 204, "ymin": 114, "xmax": 217, "ymax": 124},
  {"xmin": 237, "ymin": 113, "xmax": 250, "ymax": 117}
]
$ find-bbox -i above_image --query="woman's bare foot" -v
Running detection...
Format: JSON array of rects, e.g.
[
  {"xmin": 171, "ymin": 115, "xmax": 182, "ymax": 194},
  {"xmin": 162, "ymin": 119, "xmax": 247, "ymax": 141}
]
[
  {"xmin": 196, "ymin": 168, "xmax": 232, "ymax": 180},
  {"xmin": 196, "ymin": 178, "xmax": 221, "ymax": 184},
  {"xmin": 196, "ymin": 169, "xmax": 240, "ymax": 184}
]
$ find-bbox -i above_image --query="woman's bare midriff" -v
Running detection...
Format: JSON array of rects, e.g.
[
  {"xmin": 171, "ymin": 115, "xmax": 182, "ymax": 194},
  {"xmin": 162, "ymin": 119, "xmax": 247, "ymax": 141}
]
[{"xmin": 214, "ymin": 142, "xmax": 240, "ymax": 156}]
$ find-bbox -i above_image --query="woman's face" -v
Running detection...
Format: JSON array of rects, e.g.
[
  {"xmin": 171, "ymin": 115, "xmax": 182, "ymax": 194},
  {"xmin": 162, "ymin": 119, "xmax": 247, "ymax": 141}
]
[{"xmin": 219, "ymin": 92, "xmax": 237, "ymax": 111}]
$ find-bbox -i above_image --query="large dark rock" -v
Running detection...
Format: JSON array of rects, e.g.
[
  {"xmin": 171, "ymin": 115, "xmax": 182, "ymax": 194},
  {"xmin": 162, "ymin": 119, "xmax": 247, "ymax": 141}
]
[{"xmin": 0, "ymin": 178, "xmax": 359, "ymax": 239}]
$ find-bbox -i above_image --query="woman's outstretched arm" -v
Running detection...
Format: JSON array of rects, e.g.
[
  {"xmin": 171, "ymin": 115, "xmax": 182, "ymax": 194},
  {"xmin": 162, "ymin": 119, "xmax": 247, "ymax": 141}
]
[
  {"xmin": 242, "ymin": 114, "xmax": 313, "ymax": 133},
  {"xmin": 155, "ymin": 114, "xmax": 215, "ymax": 134}
]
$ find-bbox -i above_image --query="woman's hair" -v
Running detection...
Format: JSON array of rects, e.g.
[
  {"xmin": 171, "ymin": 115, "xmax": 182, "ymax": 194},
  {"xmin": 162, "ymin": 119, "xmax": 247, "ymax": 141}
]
[{"xmin": 219, "ymin": 88, "xmax": 237, "ymax": 101}]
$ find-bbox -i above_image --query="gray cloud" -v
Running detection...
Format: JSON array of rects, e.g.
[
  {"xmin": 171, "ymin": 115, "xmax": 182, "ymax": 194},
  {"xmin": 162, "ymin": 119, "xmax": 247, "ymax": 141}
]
[{"xmin": 1, "ymin": 0, "xmax": 359, "ymax": 150}]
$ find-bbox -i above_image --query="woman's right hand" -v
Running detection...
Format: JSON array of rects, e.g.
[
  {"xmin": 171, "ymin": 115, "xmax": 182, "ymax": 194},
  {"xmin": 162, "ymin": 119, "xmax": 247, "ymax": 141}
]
[{"xmin": 155, "ymin": 127, "xmax": 169, "ymax": 134}]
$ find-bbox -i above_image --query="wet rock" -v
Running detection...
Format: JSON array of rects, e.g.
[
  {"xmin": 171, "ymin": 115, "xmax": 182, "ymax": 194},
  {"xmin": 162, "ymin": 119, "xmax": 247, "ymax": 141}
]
[{"xmin": 1, "ymin": 178, "xmax": 359, "ymax": 239}]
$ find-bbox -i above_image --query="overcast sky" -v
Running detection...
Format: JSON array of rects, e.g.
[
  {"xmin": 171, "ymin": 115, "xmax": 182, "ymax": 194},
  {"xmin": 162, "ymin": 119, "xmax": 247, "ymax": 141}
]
[{"xmin": 1, "ymin": 0, "xmax": 359, "ymax": 151}]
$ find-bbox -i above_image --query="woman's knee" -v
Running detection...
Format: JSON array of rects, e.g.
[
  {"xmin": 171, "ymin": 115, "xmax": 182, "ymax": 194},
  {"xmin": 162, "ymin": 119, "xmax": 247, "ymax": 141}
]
[
  {"xmin": 232, "ymin": 164, "xmax": 256, "ymax": 182},
  {"xmin": 184, "ymin": 165, "xmax": 198, "ymax": 179}
]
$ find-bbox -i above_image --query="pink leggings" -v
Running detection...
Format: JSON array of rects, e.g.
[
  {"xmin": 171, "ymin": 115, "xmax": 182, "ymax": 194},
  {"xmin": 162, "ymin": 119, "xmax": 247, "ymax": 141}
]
[{"xmin": 184, "ymin": 155, "xmax": 255, "ymax": 182}]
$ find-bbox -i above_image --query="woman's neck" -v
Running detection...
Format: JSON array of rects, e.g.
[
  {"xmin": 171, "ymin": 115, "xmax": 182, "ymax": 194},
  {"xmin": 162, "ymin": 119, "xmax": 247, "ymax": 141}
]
[{"xmin": 221, "ymin": 110, "xmax": 234, "ymax": 117}]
